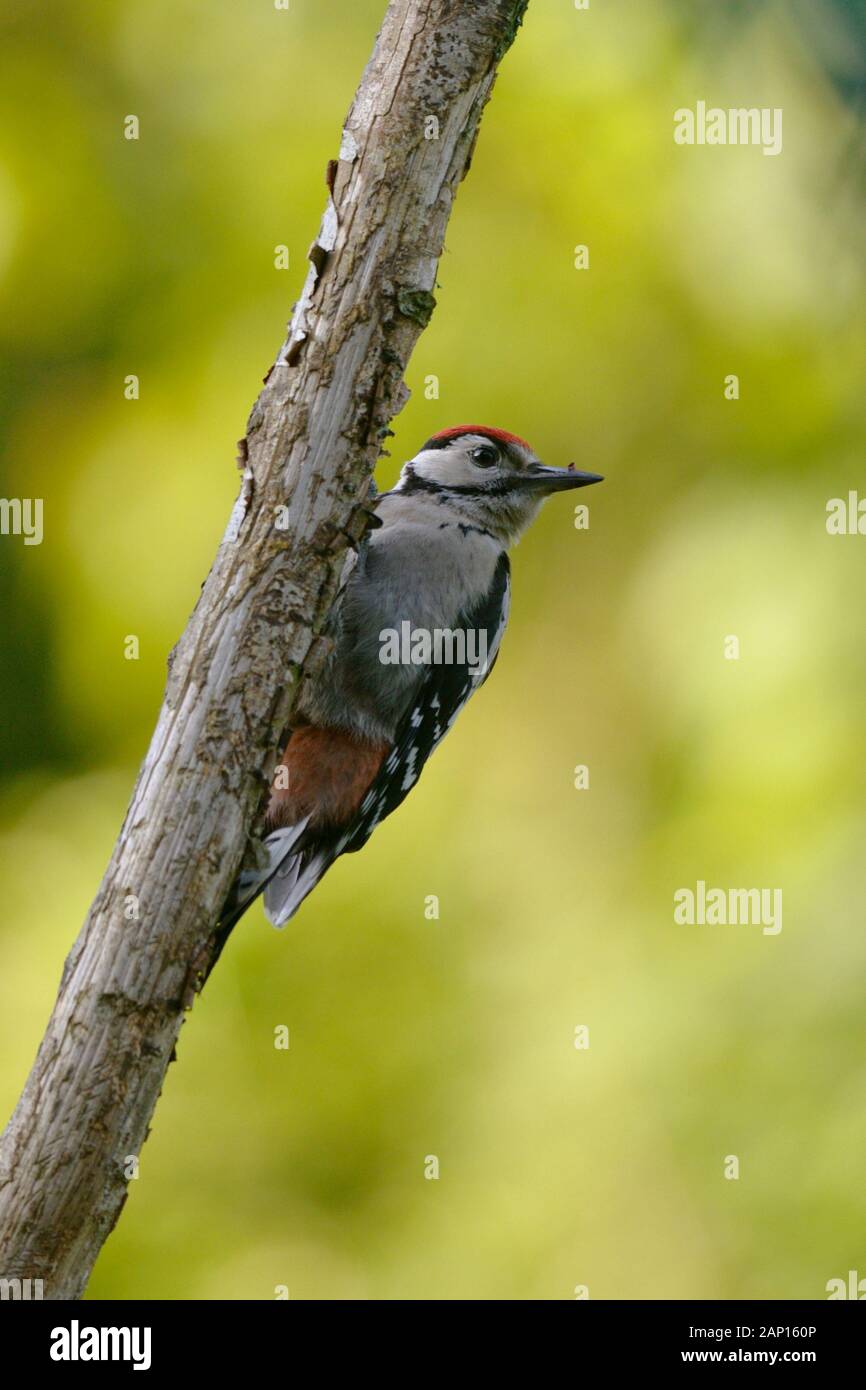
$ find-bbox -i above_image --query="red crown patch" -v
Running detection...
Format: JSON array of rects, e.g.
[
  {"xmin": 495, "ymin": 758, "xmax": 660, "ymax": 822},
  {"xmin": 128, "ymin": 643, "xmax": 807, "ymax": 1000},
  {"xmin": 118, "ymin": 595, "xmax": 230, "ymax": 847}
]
[{"xmin": 427, "ymin": 424, "xmax": 533, "ymax": 451}]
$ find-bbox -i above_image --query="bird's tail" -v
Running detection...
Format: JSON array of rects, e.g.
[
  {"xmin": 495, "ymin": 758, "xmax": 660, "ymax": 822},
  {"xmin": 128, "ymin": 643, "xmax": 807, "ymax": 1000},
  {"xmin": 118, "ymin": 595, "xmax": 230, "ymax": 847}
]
[
  {"xmin": 262, "ymin": 833, "xmax": 335, "ymax": 927},
  {"xmin": 205, "ymin": 817, "xmax": 331, "ymax": 982}
]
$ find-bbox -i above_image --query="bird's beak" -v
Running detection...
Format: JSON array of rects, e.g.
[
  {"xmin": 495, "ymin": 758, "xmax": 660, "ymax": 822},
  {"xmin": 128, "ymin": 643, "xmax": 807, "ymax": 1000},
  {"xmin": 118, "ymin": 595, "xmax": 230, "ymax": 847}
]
[{"xmin": 519, "ymin": 463, "xmax": 605, "ymax": 492}]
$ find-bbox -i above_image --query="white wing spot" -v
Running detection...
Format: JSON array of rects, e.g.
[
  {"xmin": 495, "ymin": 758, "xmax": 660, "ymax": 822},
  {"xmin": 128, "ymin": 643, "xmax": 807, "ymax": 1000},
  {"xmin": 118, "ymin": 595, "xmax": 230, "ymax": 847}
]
[{"xmin": 401, "ymin": 747, "xmax": 419, "ymax": 790}]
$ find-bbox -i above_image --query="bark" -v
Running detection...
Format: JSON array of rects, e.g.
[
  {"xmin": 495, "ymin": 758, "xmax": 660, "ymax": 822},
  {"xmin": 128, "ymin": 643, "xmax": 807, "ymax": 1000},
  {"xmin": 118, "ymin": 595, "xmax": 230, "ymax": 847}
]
[{"xmin": 0, "ymin": 0, "xmax": 530, "ymax": 1299}]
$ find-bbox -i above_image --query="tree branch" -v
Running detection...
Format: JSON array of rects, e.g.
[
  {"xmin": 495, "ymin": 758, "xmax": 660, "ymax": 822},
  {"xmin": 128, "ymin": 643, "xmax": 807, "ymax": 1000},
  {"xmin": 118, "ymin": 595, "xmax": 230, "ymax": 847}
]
[{"xmin": 0, "ymin": 0, "xmax": 530, "ymax": 1300}]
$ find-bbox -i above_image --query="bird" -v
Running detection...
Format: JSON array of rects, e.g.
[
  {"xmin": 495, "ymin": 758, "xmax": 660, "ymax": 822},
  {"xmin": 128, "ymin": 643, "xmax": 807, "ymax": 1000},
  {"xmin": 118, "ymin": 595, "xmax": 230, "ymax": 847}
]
[{"xmin": 211, "ymin": 425, "xmax": 602, "ymax": 965}]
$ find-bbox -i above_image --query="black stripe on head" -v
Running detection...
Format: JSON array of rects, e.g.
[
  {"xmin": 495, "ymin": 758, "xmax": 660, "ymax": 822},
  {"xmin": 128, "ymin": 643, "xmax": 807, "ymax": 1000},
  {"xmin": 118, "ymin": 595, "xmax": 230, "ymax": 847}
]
[
  {"xmin": 420, "ymin": 434, "xmax": 459, "ymax": 452},
  {"xmin": 396, "ymin": 467, "xmax": 516, "ymax": 501},
  {"xmin": 397, "ymin": 464, "xmax": 443, "ymax": 495}
]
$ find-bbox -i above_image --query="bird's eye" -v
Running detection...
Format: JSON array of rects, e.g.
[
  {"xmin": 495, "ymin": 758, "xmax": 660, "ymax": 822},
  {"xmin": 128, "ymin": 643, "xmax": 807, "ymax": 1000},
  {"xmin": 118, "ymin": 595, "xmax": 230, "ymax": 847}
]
[{"xmin": 471, "ymin": 445, "xmax": 498, "ymax": 467}]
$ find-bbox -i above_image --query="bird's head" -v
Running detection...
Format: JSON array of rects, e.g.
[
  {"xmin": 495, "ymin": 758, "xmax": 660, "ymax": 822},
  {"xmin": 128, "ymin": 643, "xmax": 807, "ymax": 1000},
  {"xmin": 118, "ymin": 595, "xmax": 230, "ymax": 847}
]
[{"xmin": 394, "ymin": 425, "xmax": 603, "ymax": 544}]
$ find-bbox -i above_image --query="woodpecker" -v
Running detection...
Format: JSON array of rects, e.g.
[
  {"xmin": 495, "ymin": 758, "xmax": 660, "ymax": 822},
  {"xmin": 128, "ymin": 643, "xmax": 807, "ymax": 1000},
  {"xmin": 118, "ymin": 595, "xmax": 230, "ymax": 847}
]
[{"xmin": 214, "ymin": 426, "xmax": 602, "ymax": 958}]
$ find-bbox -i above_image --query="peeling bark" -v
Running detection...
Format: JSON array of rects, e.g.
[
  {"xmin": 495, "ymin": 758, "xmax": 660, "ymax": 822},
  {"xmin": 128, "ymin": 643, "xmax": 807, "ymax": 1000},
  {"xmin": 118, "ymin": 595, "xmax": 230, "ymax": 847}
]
[{"xmin": 0, "ymin": 0, "xmax": 530, "ymax": 1300}]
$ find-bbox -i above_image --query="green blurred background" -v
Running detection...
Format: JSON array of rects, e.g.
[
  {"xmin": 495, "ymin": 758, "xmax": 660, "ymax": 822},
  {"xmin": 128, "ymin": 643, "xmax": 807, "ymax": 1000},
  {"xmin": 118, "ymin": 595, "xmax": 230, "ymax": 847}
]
[{"xmin": 1, "ymin": 0, "xmax": 864, "ymax": 1300}]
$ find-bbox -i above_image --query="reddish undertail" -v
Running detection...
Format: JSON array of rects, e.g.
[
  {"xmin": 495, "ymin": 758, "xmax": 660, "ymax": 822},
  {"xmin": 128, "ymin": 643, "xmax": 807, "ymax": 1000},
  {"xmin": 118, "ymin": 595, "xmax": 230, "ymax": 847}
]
[
  {"xmin": 265, "ymin": 726, "xmax": 389, "ymax": 831},
  {"xmin": 206, "ymin": 727, "xmax": 390, "ymax": 979}
]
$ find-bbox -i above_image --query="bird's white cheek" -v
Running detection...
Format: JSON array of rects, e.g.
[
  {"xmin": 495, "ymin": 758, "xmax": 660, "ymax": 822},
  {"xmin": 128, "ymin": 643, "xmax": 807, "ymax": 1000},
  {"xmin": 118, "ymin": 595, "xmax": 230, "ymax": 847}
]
[{"xmin": 414, "ymin": 459, "xmax": 475, "ymax": 488}]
